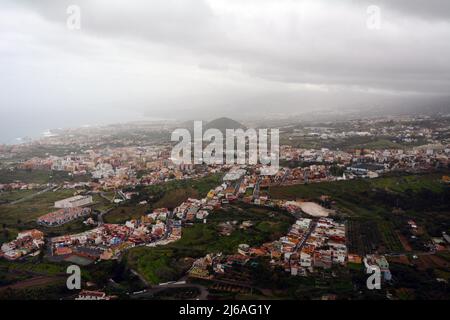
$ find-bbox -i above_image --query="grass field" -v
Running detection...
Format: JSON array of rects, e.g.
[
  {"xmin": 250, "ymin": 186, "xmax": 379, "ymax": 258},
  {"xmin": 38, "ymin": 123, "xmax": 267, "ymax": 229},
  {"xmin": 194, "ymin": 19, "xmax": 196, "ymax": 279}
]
[
  {"xmin": 0, "ymin": 190, "xmax": 39, "ymax": 203},
  {"xmin": 268, "ymin": 173, "xmax": 448, "ymax": 218},
  {"xmin": 91, "ymin": 193, "xmax": 114, "ymax": 212},
  {"xmin": 0, "ymin": 255, "xmax": 68, "ymax": 293},
  {"xmin": 270, "ymin": 173, "xmax": 450, "ymax": 253},
  {"xmin": 0, "ymin": 169, "xmax": 89, "ymax": 184},
  {"xmin": 0, "ymin": 259, "xmax": 66, "ymax": 276},
  {"xmin": 149, "ymin": 173, "xmax": 224, "ymax": 209},
  {"xmin": 280, "ymin": 134, "xmax": 425, "ymax": 151},
  {"xmin": 103, "ymin": 205, "xmax": 150, "ymax": 224},
  {"xmin": 0, "ymin": 189, "xmax": 76, "ymax": 235},
  {"xmin": 153, "ymin": 188, "xmax": 199, "ymax": 209}
]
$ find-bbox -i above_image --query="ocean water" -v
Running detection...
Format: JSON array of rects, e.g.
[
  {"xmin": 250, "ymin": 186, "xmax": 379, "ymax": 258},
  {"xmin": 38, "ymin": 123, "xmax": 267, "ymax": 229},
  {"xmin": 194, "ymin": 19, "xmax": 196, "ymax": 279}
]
[{"xmin": 0, "ymin": 109, "xmax": 160, "ymax": 145}]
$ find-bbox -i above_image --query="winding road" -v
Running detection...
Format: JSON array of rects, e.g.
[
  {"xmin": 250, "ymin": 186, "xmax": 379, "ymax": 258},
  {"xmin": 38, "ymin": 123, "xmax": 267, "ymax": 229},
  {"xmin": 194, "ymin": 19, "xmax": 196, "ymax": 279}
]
[{"xmin": 131, "ymin": 282, "xmax": 209, "ymax": 300}]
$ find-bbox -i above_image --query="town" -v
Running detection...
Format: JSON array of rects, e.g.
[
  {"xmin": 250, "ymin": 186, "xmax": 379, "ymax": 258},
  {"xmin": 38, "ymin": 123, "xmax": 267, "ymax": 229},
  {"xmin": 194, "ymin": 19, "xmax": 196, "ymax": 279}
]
[{"xmin": 0, "ymin": 115, "xmax": 449, "ymax": 300}]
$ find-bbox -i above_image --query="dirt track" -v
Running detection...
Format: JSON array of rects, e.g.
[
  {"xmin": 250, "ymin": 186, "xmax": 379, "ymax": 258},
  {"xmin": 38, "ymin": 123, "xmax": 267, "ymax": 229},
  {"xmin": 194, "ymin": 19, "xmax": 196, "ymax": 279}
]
[
  {"xmin": 0, "ymin": 275, "xmax": 64, "ymax": 291},
  {"xmin": 396, "ymin": 231, "xmax": 413, "ymax": 252}
]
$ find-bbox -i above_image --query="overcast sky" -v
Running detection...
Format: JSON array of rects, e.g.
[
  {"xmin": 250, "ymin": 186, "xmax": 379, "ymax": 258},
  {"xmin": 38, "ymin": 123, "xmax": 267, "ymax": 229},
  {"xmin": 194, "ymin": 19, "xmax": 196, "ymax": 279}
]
[{"xmin": 1, "ymin": 0, "xmax": 450, "ymax": 142}]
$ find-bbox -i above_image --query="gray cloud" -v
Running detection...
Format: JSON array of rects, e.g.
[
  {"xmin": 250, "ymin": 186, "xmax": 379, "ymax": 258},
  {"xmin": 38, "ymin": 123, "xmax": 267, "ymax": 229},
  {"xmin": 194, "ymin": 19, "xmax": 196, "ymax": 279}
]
[
  {"xmin": 1, "ymin": 0, "xmax": 449, "ymax": 142},
  {"xmin": 365, "ymin": 0, "xmax": 450, "ymax": 21}
]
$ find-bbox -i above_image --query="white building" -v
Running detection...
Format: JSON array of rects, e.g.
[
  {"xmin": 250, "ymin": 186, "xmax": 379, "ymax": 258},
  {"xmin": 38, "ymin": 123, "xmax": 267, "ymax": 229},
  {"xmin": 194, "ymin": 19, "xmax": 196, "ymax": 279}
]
[
  {"xmin": 54, "ymin": 195, "xmax": 93, "ymax": 208},
  {"xmin": 300, "ymin": 252, "xmax": 312, "ymax": 267},
  {"xmin": 296, "ymin": 218, "xmax": 312, "ymax": 230},
  {"xmin": 92, "ymin": 163, "xmax": 115, "ymax": 179},
  {"xmin": 75, "ymin": 291, "xmax": 111, "ymax": 300}
]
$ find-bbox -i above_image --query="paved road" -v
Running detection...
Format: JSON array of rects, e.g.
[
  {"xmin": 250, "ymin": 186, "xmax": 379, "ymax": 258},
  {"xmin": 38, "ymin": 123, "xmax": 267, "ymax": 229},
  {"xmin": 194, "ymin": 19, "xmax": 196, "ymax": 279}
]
[
  {"xmin": 287, "ymin": 220, "xmax": 316, "ymax": 268},
  {"xmin": 253, "ymin": 177, "xmax": 261, "ymax": 199},
  {"xmin": 128, "ymin": 268, "xmax": 209, "ymax": 300},
  {"xmin": 99, "ymin": 192, "xmax": 114, "ymax": 203},
  {"xmin": 280, "ymin": 168, "xmax": 291, "ymax": 185},
  {"xmin": 385, "ymin": 250, "xmax": 445, "ymax": 258},
  {"xmin": 294, "ymin": 221, "xmax": 316, "ymax": 252},
  {"xmin": 96, "ymin": 207, "xmax": 113, "ymax": 225},
  {"xmin": 131, "ymin": 282, "xmax": 209, "ymax": 300},
  {"xmin": 130, "ymin": 269, "xmax": 150, "ymax": 288}
]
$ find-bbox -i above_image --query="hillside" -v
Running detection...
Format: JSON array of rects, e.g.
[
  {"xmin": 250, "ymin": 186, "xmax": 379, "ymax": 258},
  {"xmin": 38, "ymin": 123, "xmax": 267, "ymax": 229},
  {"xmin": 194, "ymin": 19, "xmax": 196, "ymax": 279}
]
[
  {"xmin": 205, "ymin": 117, "xmax": 246, "ymax": 132},
  {"xmin": 178, "ymin": 117, "xmax": 246, "ymax": 134}
]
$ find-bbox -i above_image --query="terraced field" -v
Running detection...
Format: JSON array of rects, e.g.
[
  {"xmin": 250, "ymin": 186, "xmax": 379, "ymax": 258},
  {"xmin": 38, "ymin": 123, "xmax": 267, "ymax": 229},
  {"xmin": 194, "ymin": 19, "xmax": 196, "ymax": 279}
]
[{"xmin": 269, "ymin": 173, "xmax": 450, "ymax": 254}]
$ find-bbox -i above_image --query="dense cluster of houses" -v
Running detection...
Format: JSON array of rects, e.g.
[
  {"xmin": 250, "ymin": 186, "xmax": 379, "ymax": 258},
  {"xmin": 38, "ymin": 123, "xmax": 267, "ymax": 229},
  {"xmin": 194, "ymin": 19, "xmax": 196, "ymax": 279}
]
[
  {"xmin": 14, "ymin": 145, "xmax": 224, "ymax": 190},
  {"xmin": 1, "ymin": 142, "xmax": 448, "ymax": 290},
  {"xmin": 281, "ymin": 146, "xmax": 353, "ymax": 164},
  {"xmin": 37, "ymin": 207, "xmax": 92, "ymax": 227},
  {"xmin": 187, "ymin": 216, "xmax": 348, "ymax": 281},
  {"xmin": 75, "ymin": 290, "xmax": 114, "ymax": 300},
  {"xmin": 248, "ymin": 217, "xmax": 347, "ymax": 276},
  {"xmin": 0, "ymin": 229, "xmax": 44, "ymax": 260},
  {"xmin": 5, "ymin": 141, "xmax": 449, "ymax": 197},
  {"xmin": 174, "ymin": 198, "xmax": 219, "ymax": 222},
  {"xmin": 281, "ymin": 145, "xmax": 450, "ymax": 178},
  {"xmin": 0, "ymin": 182, "xmax": 43, "ymax": 192},
  {"xmin": 50, "ymin": 208, "xmax": 181, "ymax": 261},
  {"xmin": 188, "ymin": 252, "xmax": 251, "ymax": 280}
]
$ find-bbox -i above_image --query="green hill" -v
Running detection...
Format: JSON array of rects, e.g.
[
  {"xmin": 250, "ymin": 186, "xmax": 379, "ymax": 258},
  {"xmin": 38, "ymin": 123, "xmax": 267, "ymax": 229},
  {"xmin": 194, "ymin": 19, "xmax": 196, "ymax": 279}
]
[{"xmin": 205, "ymin": 117, "xmax": 246, "ymax": 132}]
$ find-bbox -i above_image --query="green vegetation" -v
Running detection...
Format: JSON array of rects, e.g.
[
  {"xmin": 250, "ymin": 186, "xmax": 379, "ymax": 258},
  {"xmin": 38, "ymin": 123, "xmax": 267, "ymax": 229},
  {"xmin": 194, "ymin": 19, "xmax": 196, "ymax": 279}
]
[
  {"xmin": 153, "ymin": 188, "xmax": 199, "ymax": 209},
  {"xmin": 248, "ymin": 258, "xmax": 374, "ymax": 300},
  {"xmin": 378, "ymin": 221, "xmax": 404, "ymax": 252},
  {"xmin": 128, "ymin": 248, "xmax": 190, "ymax": 284},
  {"xmin": 0, "ymin": 190, "xmax": 38, "ymax": 203},
  {"xmin": 103, "ymin": 205, "xmax": 149, "ymax": 224},
  {"xmin": 0, "ymin": 282, "xmax": 68, "ymax": 300},
  {"xmin": 152, "ymin": 287, "xmax": 201, "ymax": 300},
  {"xmin": 281, "ymin": 134, "xmax": 427, "ymax": 150},
  {"xmin": 40, "ymin": 219, "xmax": 94, "ymax": 238},
  {"xmin": 0, "ymin": 169, "xmax": 89, "ymax": 184},
  {"xmin": 66, "ymin": 173, "xmax": 222, "ymax": 225},
  {"xmin": 389, "ymin": 263, "xmax": 450, "ymax": 300},
  {"xmin": 125, "ymin": 205, "xmax": 294, "ymax": 284},
  {"xmin": 346, "ymin": 137, "xmax": 402, "ymax": 149},
  {"xmin": 91, "ymin": 193, "xmax": 114, "ymax": 212},
  {"xmin": 0, "ymin": 188, "xmax": 94, "ymax": 238},
  {"xmin": 269, "ymin": 173, "xmax": 450, "ymax": 254},
  {"xmin": 126, "ymin": 173, "xmax": 224, "ymax": 209},
  {"xmin": 0, "ymin": 145, "xmax": 84, "ymax": 163},
  {"xmin": 269, "ymin": 173, "xmax": 449, "ymax": 220},
  {"xmin": 0, "ymin": 259, "xmax": 66, "ymax": 276},
  {"xmin": 0, "ymin": 256, "xmax": 68, "ymax": 297},
  {"xmin": 0, "ymin": 270, "xmax": 31, "ymax": 287},
  {"xmin": 0, "ymin": 189, "xmax": 75, "ymax": 230}
]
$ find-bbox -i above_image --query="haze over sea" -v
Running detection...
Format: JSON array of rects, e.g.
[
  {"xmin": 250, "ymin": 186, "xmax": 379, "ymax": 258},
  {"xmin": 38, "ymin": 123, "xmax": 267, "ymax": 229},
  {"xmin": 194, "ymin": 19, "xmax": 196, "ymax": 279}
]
[{"xmin": 0, "ymin": 109, "xmax": 157, "ymax": 145}]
